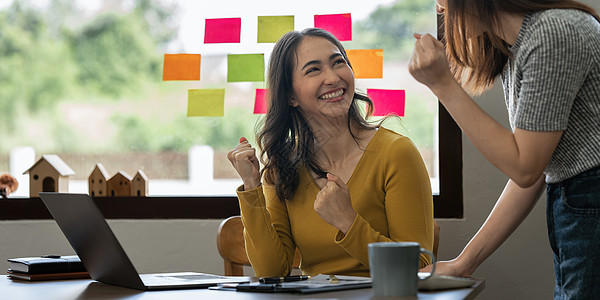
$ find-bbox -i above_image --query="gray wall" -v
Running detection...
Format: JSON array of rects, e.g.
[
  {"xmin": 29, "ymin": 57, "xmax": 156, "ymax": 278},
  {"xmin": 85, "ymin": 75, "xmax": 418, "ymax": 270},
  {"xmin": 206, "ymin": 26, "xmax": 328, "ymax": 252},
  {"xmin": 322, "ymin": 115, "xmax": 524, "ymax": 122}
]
[{"xmin": 2, "ymin": 1, "xmax": 598, "ymax": 298}]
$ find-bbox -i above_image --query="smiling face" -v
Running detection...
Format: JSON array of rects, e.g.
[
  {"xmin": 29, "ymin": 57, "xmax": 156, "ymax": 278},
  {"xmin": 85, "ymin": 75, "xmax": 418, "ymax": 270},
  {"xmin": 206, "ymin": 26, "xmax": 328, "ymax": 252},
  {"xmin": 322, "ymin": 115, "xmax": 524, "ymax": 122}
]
[{"xmin": 290, "ymin": 36, "xmax": 355, "ymax": 122}]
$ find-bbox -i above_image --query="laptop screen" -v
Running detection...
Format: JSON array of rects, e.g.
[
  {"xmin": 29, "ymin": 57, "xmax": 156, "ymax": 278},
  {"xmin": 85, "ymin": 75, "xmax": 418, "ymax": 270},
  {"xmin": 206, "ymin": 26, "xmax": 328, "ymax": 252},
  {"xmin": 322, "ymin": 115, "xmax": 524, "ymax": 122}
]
[{"xmin": 40, "ymin": 192, "xmax": 146, "ymax": 289}]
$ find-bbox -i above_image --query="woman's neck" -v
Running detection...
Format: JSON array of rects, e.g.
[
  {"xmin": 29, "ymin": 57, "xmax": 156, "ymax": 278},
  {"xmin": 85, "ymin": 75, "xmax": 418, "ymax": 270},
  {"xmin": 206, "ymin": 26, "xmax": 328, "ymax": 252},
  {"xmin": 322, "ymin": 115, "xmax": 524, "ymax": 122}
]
[
  {"xmin": 496, "ymin": 11, "xmax": 526, "ymax": 46},
  {"xmin": 310, "ymin": 119, "xmax": 371, "ymax": 168}
]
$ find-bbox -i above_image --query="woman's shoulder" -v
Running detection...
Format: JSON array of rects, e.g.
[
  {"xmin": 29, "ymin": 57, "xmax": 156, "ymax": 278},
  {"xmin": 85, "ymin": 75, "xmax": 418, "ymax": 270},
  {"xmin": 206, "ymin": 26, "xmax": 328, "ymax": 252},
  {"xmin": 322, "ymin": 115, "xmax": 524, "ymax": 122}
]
[
  {"xmin": 367, "ymin": 128, "xmax": 424, "ymax": 171},
  {"xmin": 517, "ymin": 9, "xmax": 598, "ymax": 57},
  {"xmin": 371, "ymin": 127, "xmax": 417, "ymax": 152},
  {"xmin": 373, "ymin": 127, "xmax": 408, "ymax": 141},
  {"xmin": 528, "ymin": 9, "xmax": 598, "ymax": 35}
]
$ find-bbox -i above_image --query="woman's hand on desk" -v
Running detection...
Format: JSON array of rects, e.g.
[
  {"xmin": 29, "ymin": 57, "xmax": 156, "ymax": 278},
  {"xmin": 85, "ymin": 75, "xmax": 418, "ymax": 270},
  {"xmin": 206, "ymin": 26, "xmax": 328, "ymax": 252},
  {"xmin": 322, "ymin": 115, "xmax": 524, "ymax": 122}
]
[
  {"xmin": 314, "ymin": 173, "xmax": 357, "ymax": 234},
  {"xmin": 420, "ymin": 258, "xmax": 473, "ymax": 278},
  {"xmin": 227, "ymin": 137, "xmax": 261, "ymax": 191}
]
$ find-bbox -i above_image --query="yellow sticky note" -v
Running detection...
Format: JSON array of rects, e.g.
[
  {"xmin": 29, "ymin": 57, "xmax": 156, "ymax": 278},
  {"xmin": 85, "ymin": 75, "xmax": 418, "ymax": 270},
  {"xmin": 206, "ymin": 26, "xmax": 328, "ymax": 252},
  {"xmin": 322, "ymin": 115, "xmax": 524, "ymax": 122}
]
[
  {"xmin": 345, "ymin": 49, "xmax": 383, "ymax": 79},
  {"xmin": 163, "ymin": 54, "xmax": 201, "ymax": 81},
  {"xmin": 258, "ymin": 16, "xmax": 294, "ymax": 43},
  {"xmin": 187, "ymin": 89, "xmax": 225, "ymax": 117}
]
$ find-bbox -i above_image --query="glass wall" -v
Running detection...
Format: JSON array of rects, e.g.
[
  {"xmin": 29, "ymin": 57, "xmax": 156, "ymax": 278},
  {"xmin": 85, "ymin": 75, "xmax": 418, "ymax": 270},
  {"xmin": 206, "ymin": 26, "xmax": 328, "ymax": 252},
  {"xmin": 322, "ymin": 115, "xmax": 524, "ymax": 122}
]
[{"xmin": 0, "ymin": 0, "xmax": 438, "ymax": 197}]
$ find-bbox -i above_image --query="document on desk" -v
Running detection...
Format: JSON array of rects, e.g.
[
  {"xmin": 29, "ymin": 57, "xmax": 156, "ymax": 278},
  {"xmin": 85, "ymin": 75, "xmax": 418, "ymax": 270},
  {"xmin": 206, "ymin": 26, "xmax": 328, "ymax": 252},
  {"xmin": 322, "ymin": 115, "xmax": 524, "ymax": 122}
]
[
  {"xmin": 211, "ymin": 274, "xmax": 371, "ymax": 294},
  {"xmin": 417, "ymin": 272, "xmax": 476, "ymax": 290}
]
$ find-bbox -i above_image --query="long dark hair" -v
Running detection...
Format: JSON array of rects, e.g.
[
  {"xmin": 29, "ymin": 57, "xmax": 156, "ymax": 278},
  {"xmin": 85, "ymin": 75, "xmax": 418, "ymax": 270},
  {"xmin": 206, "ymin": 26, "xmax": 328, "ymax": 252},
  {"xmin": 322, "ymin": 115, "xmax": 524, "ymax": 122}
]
[
  {"xmin": 443, "ymin": 0, "xmax": 599, "ymax": 95},
  {"xmin": 257, "ymin": 28, "xmax": 375, "ymax": 201}
]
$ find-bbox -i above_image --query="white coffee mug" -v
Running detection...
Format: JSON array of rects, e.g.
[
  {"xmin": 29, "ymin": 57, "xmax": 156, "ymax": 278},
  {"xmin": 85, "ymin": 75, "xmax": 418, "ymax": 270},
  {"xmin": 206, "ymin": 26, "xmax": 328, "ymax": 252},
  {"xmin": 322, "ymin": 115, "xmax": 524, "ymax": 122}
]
[{"xmin": 368, "ymin": 242, "xmax": 436, "ymax": 296}]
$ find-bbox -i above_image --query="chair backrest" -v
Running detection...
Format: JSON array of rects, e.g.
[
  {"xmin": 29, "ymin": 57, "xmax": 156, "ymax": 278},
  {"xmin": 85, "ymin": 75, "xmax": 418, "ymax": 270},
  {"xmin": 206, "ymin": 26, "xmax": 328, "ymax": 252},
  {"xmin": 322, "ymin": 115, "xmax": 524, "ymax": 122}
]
[
  {"xmin": 216, "ymin": 215, "xmax": 301, "ymax": 276},
  {"xmin": 433, "ymin": 221, "xmax": 440, "ymax": 258},
  {"xmin": 216, "ymin": 215, "xmax": 440, "ymax": 276}
]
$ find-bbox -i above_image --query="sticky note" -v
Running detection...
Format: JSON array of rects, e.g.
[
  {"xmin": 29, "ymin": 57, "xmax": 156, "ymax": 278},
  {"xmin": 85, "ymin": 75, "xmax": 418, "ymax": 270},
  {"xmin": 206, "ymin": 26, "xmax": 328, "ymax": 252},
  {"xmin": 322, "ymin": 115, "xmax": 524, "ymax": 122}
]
[
  {"xmin": 254, "ymin": 88, "xmax": 268, "ymax": 114},
  {"xmin": 227, "ymin": 54, "xmax": 265, "ymax": 82},
  {"xmin": 257, "ymin": 16, "xmax": 294, "ymax": 43},
  {"xmin": 346, "ymin": 49, "xmax": 383, "ymax": 79},
  {"xmin": 367, "ymin": 89, "xmax": 405, "ymax": 117},
  {"xmin": 187, "ymin": 89, "xmax": 225, "ymax": 117},
  {"xmin": 162, "ymin": 54, "xmax": 201, "ymax": 81},
  {"xmin": 204, "ymin": 18, "xmax": 241, "ymax": 43},
  {"xmin": 314, "ymin": 13, "xmax": 352, "ymax": 41}
]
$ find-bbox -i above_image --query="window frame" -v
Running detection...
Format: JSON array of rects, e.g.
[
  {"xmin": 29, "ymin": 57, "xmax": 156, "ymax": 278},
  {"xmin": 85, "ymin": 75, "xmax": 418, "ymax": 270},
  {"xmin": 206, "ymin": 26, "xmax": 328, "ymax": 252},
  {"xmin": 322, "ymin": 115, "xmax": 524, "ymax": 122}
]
[
  {"xmin": 0, "ymin": 102, "xmax": 461, "ymax": 220},
  {"xmin": 0, "ymin": 15, "xmax": 462, "ymax": 220}
]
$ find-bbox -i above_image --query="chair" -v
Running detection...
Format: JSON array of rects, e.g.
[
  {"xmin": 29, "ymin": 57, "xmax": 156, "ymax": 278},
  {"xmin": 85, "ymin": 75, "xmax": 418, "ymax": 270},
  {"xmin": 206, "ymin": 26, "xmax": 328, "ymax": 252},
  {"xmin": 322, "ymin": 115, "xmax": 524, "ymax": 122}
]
[
  {"xmin": 216, "ymin": 215, "xmax": 301, "ymax": 276},
  {"xmin": 216, "ymin": 216, "xmax": 439, "ymax": 276},
  {"xmin": 433, "ymin": 221, "xmax": 440, "ymax": 258}
]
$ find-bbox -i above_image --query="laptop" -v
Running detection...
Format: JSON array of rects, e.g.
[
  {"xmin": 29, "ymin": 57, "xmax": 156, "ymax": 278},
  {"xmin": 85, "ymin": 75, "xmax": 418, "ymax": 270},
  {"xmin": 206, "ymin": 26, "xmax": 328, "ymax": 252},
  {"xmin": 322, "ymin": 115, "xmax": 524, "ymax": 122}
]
[{"xmin": 39, "ymin": 192, "xmax": 250, "ymax": 290}]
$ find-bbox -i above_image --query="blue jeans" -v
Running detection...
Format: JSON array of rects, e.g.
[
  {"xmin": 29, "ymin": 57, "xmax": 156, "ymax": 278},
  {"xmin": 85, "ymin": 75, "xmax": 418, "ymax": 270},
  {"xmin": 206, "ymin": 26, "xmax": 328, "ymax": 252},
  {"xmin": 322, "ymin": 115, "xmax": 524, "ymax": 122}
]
[{"xmin": 547, "ymin": 166, "xmax": 600, "ymax": 300}]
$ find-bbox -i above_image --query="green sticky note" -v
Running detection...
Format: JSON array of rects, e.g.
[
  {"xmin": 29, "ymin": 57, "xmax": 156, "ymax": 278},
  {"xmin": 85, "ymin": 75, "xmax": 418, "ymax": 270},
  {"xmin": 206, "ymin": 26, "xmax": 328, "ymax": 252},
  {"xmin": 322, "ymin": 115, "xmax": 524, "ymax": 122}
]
[
  {"xmin": 187, "ymin": 89, "xmax": 225, "ymax": 117},
  {"xmin": 257, "ymin": 16, "xmax": 294, "ymax": 43},
  {"xmin": 227, "ymin": 54, "xmax": 265, "ymax": 82}
]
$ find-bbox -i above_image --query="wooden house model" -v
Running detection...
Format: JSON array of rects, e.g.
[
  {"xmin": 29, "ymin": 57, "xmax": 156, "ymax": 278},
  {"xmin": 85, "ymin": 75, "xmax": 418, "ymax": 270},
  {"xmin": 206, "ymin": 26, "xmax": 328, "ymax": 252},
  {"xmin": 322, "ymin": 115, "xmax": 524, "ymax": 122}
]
[
  {"xmin": 131, "ymin": 170, "xmax": 148, "ymax": 196},
  {"xmin": 88, "ymin": 163, "xmax": 110, "ymax": 197},
  {"xmin": 23, "ymin": 154, "xmax": 75, "ymax": 197},
  {"xmin": 107, "ymin": 171, "xmax": 133, "ymax": 197}
]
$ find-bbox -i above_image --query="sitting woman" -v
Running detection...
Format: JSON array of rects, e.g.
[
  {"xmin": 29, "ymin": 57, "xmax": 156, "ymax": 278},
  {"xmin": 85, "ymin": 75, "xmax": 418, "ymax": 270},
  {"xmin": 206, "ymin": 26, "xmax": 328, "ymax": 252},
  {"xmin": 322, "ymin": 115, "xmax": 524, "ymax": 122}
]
[{"xmin": 227, "ymin": 28, "xmax": 434, "ymax": 277}]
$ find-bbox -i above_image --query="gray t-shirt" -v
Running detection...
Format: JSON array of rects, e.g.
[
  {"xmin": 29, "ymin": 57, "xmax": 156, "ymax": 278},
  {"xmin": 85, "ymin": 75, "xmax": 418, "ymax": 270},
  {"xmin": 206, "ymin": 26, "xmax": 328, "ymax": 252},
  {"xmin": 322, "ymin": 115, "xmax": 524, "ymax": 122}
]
[{"xmin": 502, "ymin": 9, "xmax": 600, "ymax": 183}]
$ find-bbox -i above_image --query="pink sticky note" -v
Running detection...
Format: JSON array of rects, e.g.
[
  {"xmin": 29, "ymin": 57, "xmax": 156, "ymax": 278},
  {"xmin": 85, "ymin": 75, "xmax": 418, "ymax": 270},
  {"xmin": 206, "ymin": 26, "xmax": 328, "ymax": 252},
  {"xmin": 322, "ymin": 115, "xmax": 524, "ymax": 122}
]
[
  {"xmin": 254, "ymin": 89, "xmax": 268, "ymax": 114},
  {"xmin": 314, "ymin": 13, "xmax": 352, "ymax": 41},
  {"xmin": 367, "ymin": 89, "xmax": 405, "ymax": 117},
  {"xmin": 204, "ymin": 18, "xmax": 241, "ymax": 43}
]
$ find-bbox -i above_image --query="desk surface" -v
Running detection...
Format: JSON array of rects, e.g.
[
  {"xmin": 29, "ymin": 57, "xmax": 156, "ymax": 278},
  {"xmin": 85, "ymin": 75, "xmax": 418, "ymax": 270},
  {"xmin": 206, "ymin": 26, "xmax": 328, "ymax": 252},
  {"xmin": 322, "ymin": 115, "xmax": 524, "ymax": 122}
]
[{"xmin": 2, "ymin": 276, "xmax": 485, "ymax": 300}]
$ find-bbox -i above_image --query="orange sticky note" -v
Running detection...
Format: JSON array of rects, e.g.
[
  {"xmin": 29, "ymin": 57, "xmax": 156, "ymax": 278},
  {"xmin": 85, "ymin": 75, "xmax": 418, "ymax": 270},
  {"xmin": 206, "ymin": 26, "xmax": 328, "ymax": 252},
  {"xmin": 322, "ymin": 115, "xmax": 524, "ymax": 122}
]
[
  {"xmin": 345, "ymin": 49, "xmax": 383, "ymax": 79},
  {"xmin": 163, "ymin": 54, "xmax": 201, "ymax": 81}
]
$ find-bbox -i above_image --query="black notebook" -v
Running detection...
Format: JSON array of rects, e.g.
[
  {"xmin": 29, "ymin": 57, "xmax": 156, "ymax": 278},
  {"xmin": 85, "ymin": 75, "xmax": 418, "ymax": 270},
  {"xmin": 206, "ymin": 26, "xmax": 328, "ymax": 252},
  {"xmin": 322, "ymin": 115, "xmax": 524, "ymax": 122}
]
[{"xmin": 8, "ymin": 255, "xmax": 86, "ymax": 274}]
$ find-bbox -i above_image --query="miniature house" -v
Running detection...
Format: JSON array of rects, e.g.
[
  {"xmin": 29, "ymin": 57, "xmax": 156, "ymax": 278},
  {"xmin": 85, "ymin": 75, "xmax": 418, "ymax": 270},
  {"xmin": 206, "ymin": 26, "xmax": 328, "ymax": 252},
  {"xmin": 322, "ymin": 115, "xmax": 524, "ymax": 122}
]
[
  {"xmin": 88, "ymin": 163, "xmax": 110, "ymax": 197},
  {"xmin": 23, "ymin": 154, "xmax": 75, "ymax": 197},
  {"xmin": 131, "ymin": 170, "xmax": 148, "ymax": 196},
  {"xmin": 107, "ymin": 171, "xmax": 132, "ymax": 197}
]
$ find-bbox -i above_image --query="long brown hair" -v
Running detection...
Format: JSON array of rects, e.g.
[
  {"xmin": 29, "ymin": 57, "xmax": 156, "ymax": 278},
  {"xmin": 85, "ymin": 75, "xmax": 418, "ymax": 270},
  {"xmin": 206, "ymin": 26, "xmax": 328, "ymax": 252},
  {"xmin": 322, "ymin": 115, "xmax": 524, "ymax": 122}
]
[
  {"xmin": 443, "ymin": 0, "xmax": 600, "ymax": 95},
  {"xmin": 257, "ymin": 28, "xmax": 375, "ymax": 201}
]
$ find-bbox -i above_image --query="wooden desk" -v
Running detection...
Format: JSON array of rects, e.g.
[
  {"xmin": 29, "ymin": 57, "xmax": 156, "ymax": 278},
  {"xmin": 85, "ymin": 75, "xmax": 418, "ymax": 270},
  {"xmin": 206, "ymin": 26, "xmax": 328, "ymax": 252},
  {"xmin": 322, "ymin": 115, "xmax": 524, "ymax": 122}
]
[{"xmin": 2, "ymin": 276, "xmax": 485, "ymax": 300}]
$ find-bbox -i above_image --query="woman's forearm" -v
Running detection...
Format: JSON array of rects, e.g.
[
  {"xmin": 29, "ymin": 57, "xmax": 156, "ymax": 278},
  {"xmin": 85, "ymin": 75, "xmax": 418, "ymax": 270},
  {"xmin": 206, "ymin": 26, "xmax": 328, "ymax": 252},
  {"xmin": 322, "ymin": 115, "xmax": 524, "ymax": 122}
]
[
  {"xmin": 456, "ymin": 175, "xmax": 546, "ymax": 274},
  {"xmin": 434, "ymin": 81, "xmax": 561, "ymax": 187},
  {"xmin": 409, "ymin": 34, "xmax": 560, "ymax": 187}
]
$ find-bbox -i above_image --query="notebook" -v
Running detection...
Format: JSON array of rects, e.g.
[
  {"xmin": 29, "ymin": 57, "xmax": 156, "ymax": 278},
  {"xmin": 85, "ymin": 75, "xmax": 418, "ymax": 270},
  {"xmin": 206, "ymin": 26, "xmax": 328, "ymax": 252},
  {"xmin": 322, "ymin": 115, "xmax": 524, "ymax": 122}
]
[
  {"xmin": 39, "ymin": 192, "xmax": 250, "ymax": 290},
  {"xmin": 417, "ymin": 272, "xmax": 476, "ymax": 290},
  {"xmin": 211, "ymin": 274, "xmax": 372, "ymax": 294}
]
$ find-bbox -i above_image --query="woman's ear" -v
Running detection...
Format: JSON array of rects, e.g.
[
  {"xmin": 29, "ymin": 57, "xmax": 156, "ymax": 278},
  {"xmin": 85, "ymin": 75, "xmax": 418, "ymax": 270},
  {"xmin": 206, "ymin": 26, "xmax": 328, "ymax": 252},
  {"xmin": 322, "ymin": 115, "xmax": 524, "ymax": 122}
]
[{"xmin": 289, "ymin": 97, "xmax": 299, "ymax": 107}]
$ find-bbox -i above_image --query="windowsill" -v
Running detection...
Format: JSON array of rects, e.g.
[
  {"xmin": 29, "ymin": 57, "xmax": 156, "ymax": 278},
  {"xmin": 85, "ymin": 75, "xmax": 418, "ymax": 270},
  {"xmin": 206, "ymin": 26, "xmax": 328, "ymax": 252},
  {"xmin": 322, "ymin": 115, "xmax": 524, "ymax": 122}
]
[
  {"xmin": 0, "ymin": 196, "xmax": 240, "ymax": 220},
  {"xmin": 1, "ymin": 193, "xmax": 458, "ymax": 220}
]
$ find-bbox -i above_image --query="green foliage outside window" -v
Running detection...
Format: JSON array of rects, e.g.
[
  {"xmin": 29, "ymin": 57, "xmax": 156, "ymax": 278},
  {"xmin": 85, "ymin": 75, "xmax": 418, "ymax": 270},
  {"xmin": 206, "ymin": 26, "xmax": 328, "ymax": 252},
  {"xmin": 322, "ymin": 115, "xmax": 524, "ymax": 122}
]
[{"xmin": 0, "ymin": 0, "xmax": 437, "ymax": 181}]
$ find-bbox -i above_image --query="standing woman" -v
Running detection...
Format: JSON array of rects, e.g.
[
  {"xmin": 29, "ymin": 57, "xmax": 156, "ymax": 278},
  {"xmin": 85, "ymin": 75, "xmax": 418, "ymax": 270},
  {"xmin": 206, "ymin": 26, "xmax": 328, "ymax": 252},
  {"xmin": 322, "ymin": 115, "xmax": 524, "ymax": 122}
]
[
  {"xmin": 409, "ymin": 0, "xmax": 600, "ymax": 298},
  {"xmin": 228, "ymin": 28, "xmax": 434, "ymax": 277}
]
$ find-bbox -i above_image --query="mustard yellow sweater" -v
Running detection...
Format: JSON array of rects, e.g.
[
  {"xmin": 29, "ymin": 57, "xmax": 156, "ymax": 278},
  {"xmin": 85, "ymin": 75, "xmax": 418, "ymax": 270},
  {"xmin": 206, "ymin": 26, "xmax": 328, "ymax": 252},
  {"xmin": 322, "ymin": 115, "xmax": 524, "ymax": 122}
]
[{"xmin": 236, "ymin": 127, "xmax": 434, "ymax": 277}]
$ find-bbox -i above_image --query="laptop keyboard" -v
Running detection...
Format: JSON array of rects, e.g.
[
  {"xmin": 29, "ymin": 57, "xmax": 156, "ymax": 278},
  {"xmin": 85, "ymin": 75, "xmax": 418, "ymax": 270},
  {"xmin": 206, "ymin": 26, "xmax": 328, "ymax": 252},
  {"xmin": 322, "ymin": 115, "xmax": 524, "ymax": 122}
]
[
  {"xmin": 140, "ymin": 273, "xmax": 226, "ymax": 285},
  {"xmin": 156, "ymin": 274, "xmax": 226, "ymax": 280}
]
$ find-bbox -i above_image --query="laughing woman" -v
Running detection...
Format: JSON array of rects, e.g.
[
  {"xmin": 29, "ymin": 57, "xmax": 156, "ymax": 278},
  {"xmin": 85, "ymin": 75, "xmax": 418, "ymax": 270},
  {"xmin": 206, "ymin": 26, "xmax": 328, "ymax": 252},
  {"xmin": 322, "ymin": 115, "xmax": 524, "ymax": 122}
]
[{"xmin": 227, "ymin": 28, "xmax": 434, "ymax": 277}]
